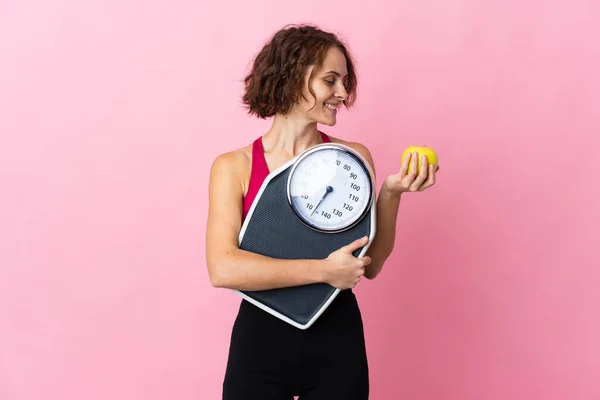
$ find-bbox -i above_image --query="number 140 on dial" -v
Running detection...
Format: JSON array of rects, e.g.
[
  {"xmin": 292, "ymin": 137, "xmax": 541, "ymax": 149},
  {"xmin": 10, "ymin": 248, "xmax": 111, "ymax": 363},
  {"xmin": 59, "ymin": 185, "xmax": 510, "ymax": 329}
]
[{"xmin": 287, "ymin": 144, "xmax": 375, "ymax": 233}]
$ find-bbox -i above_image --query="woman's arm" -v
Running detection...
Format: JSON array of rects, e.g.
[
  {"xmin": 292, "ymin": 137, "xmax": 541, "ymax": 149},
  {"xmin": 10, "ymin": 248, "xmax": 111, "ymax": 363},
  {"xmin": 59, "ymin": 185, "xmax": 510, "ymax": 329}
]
[
  {"xmin": 205, "ymin": 151, "xmax": 370, "ymax": 291},
  {"xmin": 348, "ymin": 145, "xmax": 437, "ymax": 280},
  {"xmin": 363, "ymin": 186, "xmax": 402, "ymax": 279},
  {"xmin": 206, "ymin": 152, "xmax": 325, "ymax": 290}
]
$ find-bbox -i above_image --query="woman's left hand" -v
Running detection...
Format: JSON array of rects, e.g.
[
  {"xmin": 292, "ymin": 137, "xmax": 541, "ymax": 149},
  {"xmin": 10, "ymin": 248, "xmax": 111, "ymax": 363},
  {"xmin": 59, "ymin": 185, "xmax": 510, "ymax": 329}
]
[{"xmin": 382, "ymin": 151, "xmax": 439, "ymax": 195}]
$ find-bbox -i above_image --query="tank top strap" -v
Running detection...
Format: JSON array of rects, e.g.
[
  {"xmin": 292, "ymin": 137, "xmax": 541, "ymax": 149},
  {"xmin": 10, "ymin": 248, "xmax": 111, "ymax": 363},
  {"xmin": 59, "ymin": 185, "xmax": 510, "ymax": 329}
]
[
  {"xmin": 243, "ymin": 137, "xmax": 269, "ymax": 220},
  {"xmin": 251, "ymin": 136, "xmax": 270, "ymax": 176},
  {"xmin": 243, "ymin": 132, "xmax": 331, "ymax": 222}
]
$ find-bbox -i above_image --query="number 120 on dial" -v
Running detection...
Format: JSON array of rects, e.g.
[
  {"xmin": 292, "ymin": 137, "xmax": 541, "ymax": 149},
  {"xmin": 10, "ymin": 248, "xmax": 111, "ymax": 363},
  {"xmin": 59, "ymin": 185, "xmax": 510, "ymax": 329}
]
[{"xmin": 287, "ymin": 144, "xmax": 375, "ymax": 233}]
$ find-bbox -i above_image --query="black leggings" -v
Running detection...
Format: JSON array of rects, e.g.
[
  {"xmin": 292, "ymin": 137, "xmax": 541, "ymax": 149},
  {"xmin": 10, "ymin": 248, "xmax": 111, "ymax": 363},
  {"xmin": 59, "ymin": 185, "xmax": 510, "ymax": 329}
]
[{"xmin": 222, "ymin": 289, "xmax": 369, "ymax": 399}]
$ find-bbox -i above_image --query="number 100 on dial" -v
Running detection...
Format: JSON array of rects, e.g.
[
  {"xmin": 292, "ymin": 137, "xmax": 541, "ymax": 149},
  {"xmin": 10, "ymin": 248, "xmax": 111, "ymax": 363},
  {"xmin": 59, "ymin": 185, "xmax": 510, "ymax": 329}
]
[{"xmin": 286, "ymin": 143, "xmax": 376, "ymax": 233}]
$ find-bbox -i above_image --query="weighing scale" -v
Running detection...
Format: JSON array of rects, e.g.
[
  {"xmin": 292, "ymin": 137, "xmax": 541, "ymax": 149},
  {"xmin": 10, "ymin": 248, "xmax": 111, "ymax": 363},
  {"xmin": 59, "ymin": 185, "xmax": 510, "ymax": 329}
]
[{"xmin": 233, "ymin": 142, "xmax": 377, "ymax": 329}]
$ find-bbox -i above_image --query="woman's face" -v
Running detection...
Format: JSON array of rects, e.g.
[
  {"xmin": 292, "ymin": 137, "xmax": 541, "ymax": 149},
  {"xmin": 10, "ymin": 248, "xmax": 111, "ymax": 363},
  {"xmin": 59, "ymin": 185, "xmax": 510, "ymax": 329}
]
[{"xmin": 294, "ymin": 46, "xmax": 349, "ymax": 126}]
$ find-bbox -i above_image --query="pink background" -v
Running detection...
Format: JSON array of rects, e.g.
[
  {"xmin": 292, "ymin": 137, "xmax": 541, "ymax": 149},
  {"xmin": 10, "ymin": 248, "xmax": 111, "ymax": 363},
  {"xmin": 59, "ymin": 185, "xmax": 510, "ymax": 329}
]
[{"xmin": 1, "ymin": 0, "xmax": 599, "ymax": 399}]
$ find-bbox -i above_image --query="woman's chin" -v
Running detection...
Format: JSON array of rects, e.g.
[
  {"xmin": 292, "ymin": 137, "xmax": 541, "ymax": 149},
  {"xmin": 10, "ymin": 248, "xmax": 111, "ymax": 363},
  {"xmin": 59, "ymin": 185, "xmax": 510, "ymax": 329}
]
[{"xmin": 318, "ymin": 116, "xmax": 337, "ymax": 126}]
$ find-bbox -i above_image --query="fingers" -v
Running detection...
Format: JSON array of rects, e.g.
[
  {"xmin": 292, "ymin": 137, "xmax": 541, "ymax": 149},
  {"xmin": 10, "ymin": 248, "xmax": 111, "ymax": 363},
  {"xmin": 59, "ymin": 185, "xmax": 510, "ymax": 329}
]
[
  {"xmin": 399, "ymin": 151, "xmax": 411, "ymax": 176},
  {"xmin": 418, "ymin": 163, "xmax": 437, "ymax": 191},
  {"xmin": 409, "ymin": 151, "xmax": 418, "ymax": 178},
  {"xmin": 426, "ymin": 164, "xmax": 437, "ymax": 187},
  {"xmin": 401, "ymin": 152, "xmax": 419, "ymax": 183},
  {"xmin": 401, "ymin": 152, "xmax": 423, "ymax": 186},
  {"xmin": 352, "ymin": 256, "xmax": 370, "ymax": 288},
  {"xmin": 402, "ymin": 151, "xmax": 439, "ymax": 192},
  {"xmin": 353, "ymin": 266, "xmax": 365, "ymax": 288},
  {"xmin": 408, "ymin": 155, "xmax": 428, "ymax": 191},
  {"xmin": 341, "ymin": 236, "xmax": 369, "ymax": 254}
]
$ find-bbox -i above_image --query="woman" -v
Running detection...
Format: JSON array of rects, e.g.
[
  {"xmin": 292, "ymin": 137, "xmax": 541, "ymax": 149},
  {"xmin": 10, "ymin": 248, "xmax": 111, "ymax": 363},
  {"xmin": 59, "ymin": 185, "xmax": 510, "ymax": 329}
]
[{"xmin": 206, "ymin": 24, "xmax": 438, "ymax": 399}]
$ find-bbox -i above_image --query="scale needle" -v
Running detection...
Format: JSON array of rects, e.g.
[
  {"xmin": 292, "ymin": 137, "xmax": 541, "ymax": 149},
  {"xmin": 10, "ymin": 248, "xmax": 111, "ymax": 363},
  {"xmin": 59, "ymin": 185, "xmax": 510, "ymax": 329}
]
[{"xmin": 311, "ymin": 185, "xmax": 333, "ymax": 216}]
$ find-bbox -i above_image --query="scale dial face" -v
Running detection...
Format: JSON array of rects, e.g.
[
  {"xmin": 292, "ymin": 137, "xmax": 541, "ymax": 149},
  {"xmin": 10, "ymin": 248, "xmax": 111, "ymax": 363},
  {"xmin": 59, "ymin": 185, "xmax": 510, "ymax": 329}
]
[{"xmin": 287, "ymin": 144, "xmax": 375, "ymax": 233}]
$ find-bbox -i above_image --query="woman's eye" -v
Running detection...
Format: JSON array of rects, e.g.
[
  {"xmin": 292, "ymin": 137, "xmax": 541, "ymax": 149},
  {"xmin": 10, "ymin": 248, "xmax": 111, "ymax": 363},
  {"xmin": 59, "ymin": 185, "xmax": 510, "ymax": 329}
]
[{"xmin": 325, "ymin": 80, "xmax": 335, "ymax": 86}]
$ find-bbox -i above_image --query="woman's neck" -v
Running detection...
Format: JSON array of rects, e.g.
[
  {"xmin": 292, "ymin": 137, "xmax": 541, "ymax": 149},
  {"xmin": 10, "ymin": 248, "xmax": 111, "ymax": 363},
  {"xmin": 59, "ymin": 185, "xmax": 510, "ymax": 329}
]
[{"xmin": 262, "ymin": 114, "xmax": 323, "ymax": 157}]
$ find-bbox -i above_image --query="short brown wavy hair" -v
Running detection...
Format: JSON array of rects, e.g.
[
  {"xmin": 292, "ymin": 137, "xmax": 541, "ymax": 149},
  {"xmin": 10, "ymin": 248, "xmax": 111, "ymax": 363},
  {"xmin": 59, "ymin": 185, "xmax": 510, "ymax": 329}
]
[{"xmin": 242, "ymin": 24, "xmax": 358, "ymax": 119}]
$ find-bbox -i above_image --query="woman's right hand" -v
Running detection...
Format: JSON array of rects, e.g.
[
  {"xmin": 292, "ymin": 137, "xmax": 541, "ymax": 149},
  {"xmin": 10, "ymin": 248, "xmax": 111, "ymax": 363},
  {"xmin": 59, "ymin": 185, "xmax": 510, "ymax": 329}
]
[{"xmin": 323, "ymin": 236, "xmax": 372, "ymax": 290}]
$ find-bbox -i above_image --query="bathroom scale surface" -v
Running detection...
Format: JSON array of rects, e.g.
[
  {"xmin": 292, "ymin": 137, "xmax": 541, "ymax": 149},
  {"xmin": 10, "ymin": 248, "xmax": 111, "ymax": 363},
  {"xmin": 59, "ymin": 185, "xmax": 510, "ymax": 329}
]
[{"xmin": 233, "ymin": 143, "xmax": 376, "ymax": 329}]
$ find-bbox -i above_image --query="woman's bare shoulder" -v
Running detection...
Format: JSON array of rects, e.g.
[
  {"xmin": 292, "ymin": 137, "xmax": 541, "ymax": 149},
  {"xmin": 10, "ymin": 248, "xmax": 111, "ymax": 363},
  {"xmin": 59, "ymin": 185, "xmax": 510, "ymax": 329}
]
[
  {"xmin": 211, "ymin": 143, "xmax": 252, "ymax": 173},
  {"xmin": 208, "ymin": 142, "xmax": 254, "ymax": 197}
]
